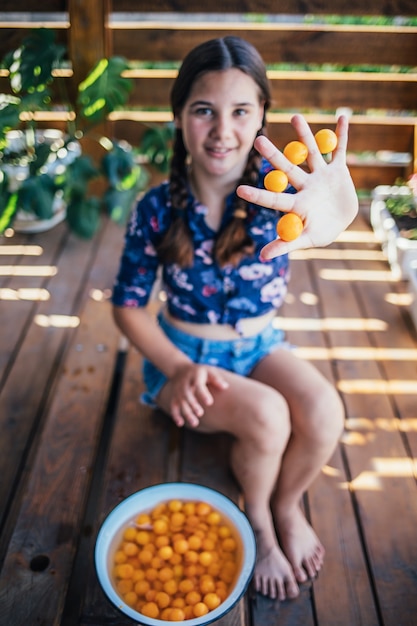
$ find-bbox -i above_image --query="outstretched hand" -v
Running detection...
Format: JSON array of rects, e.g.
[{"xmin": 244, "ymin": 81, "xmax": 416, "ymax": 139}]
[{"xmin": 236, "ymin": 114, "xmax": 358, "ymax": 260}]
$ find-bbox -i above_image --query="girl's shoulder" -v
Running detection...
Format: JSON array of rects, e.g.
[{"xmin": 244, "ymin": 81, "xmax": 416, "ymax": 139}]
[{"xmin": 135, "ymin": 180, "xmax": 171, "ymax": 214}]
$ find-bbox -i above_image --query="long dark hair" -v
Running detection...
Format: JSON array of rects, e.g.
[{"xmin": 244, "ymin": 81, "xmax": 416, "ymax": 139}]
[{"xmin": 156, "ymin": 36, "xmax": 271, "ymax": 267}]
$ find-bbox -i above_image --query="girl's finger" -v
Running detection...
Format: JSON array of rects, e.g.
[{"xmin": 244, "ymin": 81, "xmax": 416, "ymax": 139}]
[
  {"xmin": 260, "ymin": 230, "xmax": 313, "ymax": 260},
  {"xmin": 253, "ymin": 135, "xmax": 308, "ymax": 189},
  {"xmin": 236, "ymin": 184, "xmax": 297, "ymax": 213},
  {"xmin": 289, "ymin": 114, "xmax": 328, "ymax": 170},
  {"xmin": 333, "ymin": 114, "xmax": 349, "ymax": 158}
]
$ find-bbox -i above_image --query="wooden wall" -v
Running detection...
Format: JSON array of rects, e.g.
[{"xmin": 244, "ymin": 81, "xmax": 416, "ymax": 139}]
[{"xmin": 0, "ymin": 0, "xmax": 417, "ymax": 189}]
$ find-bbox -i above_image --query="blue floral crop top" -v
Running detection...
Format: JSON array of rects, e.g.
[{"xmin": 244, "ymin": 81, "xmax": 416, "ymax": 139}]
[{"xmin": 112, "ymin": 159, "xmax": 292, "ymax": 329}]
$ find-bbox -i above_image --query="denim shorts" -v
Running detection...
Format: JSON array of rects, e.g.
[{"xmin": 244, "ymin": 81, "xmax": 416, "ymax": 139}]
[{"xmin": 141, "ymin": 312, "xmax": 288, "ymax": 407}]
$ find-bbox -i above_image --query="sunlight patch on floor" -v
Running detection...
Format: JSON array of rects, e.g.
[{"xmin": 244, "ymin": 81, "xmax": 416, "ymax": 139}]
[
  {"xmin": 0, "ymin": 288, "xmax": 50, "ymax": 301},
  {"xmin": 34, "ymin": 314, "xmax": 80, "ymax": 328}
]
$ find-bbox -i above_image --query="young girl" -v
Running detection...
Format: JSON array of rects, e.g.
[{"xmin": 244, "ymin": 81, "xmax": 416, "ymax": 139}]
[{"xmin": 112, "ymin": 36, "xmax": 358, "ymax": 601}]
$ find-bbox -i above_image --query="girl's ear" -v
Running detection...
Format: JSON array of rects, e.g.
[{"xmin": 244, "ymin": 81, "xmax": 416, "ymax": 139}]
[{"xmin": 174, "ymin": 114, "xmax": 182, "ymax": 129}]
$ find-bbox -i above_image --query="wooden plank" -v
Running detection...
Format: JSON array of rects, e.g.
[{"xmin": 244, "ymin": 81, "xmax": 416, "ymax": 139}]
[
  {"xmin": 0, "ymin": 225, "xmax": 99, "ymax": 539},
  {"xmin": 68, "ymin": 0, "xmax": 111, "ymax": 86},
  {"xmin": 347, "ymin": 165, "xmax": 409, "ymax": 192},
  {"xmin": 0, "ymin": 1, "xmax": 66, "ymax": 11},
  {"xmin": 0, "ymin": 224, "xmax": 68, "ymax": 383},
  {"xmin": 0, "ymin": 219, "xmax": 124, "ymax": 625},
  {"xmin": 308, "ymin": 210, "xmax": 417, "ymax": 626},
  {"xmin": 109, "ymin": 0, "xmax": 417, "ymax": 16},
  {"xmin": 113, "ymin": 28, "xmax": 417, "ymax": 68},
  {"xmin": 73, "ymin": 345, "xmax": 177, "ymax": 625},
  {"xmin": 180, "ymin": 429, "xmax": 246, "ymax": 626},
  {"xmin": 0, "ymin": 28, "xmax": 68, "ymax": 63},
  {"xmin": 263, "ymin": 244, "xmax": 379, "ymax": 625},
  {"xmin": 123, "ymin": 71, "xmax": 417, "ymax": 114}
]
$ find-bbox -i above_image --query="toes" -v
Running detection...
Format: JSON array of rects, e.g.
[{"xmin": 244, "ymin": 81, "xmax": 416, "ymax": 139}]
[
  {"xmin": 255, "ymin": 574, "xmax": 299, "ymax": 601},
  {"xmin": 293, "ymin": 563, "xmax": 308, "ymax": 584},
  {"xmin": 285, "ymin": 578, "xmax": 300, "ymax": 600}
]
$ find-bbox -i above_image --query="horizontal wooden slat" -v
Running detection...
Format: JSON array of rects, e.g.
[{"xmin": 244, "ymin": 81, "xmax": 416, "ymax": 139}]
[
  {"xmin": 120, "ymin": 71, "xmax": 417, "ymax": 113},
  {"xmin": 0, "ymin": 1, "xmax": 66, "ymax": 10},
  {"xmin": 112, "ymin": 27, "xmax": 417, "ymax": 67},
  {"xmin": 109, "ymin": 0, "xmax": 417, "ymax": 15},
  {"xmin": 0, "ymin": 28, "xmax": 69, "ymax": 62},
  {"xmin": 2, "ymin": 70, "xmax": 416, "ymax": 114}
]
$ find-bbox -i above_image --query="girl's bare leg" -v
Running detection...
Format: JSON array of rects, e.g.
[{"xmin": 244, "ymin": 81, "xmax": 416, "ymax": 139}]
[
  {"xmin": 156, "ymin": 350, "xmax": 344, "ymax": 599},
  {"xmin": 157, "ymin": 371, "xmax": 301, "ymax": 600},
  {"xmin": 251, "ymin": 349, "xmax": 345, "ymax": 585}
]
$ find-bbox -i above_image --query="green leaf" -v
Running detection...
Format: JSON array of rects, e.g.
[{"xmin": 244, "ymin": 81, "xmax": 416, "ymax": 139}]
[
  {"xmin": 139, "ymin": 123, "xmax": 175, "ymax": 173},
  {"xmin": 4, "ymin": 28, "xmax": 65, "ymax": 96},
  {"xmin": 17, "ymin": 174, "xmax": 56, "ymax": 219},
  {"xmin": 66, "ymin": 196, "xmax": 101, "ymax": 238},
  {"xmin": 63, "ymin": 155, "xmax": 99, "ymax": 199},
  {"xmin": 29, "ymin": 142, "xmax": 54, "ymax": 176},
  {"xmin": 101, "ymin": 143, "xmax": 136, "ymax": 186},
  {"xmin": 103, "ymin": 167, "xmax": 147, "ymax": 224},
  {"xmin": 0, "ymin": 171, "xmax": 18, "ymax": 232},
  {"xmin": 77, "ymin": 56, "xmax": 132, "ymax": 125},
  {"xmin": 0, "ymin": 99, "xmax": 21, "ymax": 148}
]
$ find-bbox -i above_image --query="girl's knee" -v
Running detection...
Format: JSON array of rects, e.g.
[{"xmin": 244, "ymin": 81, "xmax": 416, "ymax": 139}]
[
  {"xmin": 307, "ymin": 383, "xmax": 345, "ymax": 445},
  {"xmin": 240, "ymin": 388, "xmax": 291, "ymax": 453}
]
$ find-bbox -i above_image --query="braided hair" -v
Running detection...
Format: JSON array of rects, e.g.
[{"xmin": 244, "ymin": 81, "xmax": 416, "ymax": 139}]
[{"xmin": 156, "ymin": 36, "xmax": 271, "ymax": 267}]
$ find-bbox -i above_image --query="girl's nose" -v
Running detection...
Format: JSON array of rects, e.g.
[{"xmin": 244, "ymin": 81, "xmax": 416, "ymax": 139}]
[{"xmin": 210, "ymin": 114, "xmax": 230, "ymax": 139}]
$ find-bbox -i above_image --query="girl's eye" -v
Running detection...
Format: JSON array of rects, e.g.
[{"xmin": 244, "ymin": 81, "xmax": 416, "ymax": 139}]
[
  {"xmin": 194, "ymin": 107, "xmax": 213, "ymax": 117},
  {"xmin": 234, "ymin": 108, "xmax": 248, "ymax": 117}
]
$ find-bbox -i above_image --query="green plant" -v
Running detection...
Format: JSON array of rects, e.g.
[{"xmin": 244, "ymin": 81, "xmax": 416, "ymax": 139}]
[
  {"xmin": 139, "ymin": 123, "xmax": 175, "ymax": 174},
  {"xmin": 0, "ymin": 28, "xmax": 148, "ymax": 237},
  {"xmin": 384, "ymin": 176, "xmax": 417, "ymax": 241},
  {"xmin": 385, "ymin": 178, "xmax": 416, "ymax": 218}
]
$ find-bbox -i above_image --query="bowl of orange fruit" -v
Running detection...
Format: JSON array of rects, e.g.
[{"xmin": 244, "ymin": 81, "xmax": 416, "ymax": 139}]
[{"xmin": 95, "ymin": 482, "xmax": 256, "ymax": 625}]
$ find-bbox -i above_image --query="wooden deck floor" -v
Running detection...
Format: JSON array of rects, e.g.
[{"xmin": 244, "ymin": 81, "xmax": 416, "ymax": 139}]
[{"xmin": 0, "ymin": 201, "xmax": 416, "ymax": 626}]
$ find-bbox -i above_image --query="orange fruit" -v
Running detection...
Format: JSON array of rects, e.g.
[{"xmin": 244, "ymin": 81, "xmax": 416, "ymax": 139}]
[
  {"xmin": 196, "ymin": 502, "xmax": 211, "ymax": 516},
  {"xmin": 264, "ymin": 170, "xmax": 288, "ymax": 193},
  {"xmin": 314, "ymin": 128, "xmax": 337, "ymax": 154},
  {"xmin": 276, "ymin": 213, "xmax": 304, "ymax": 241},
  {"xmin": 155, "ymin": 591, "xmax": 170, "ymax": 609},
  {"xmin": 193, "ymin": 602, "xmax": 209, "ymax": 617},
  {"xmin": 204, "ymin": 592, "xmax": 222, "ymax": 610},
  {"xmin": 283, "ymin": 141, "xmax": 308, "ymax": 165},
  {"xmin": 153, "ymin": 518, "xmax": 168, "ymax": 535},
  {"xmin": 141, "ymin": 601, "xmax": 159, "ymax": 619},
  {"xmin": 170, "ymin": 607, "xmax": 186, "ymax": 621}
]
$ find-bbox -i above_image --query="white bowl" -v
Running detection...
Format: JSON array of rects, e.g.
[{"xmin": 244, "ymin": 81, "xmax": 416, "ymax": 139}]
[{"xmin": 95, "ymin": 482, "xmax": 256, "ymax": 625}]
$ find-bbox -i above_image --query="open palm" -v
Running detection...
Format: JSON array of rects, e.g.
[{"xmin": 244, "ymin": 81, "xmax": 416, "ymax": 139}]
[{"xmin": 237, "ymin": 114, "xmax": 358, "ymax": 260}]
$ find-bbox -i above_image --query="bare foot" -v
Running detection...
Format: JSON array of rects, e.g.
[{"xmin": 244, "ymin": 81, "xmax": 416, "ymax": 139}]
[
  {"xmin": 253, "ymin": 536, "xmax": 300, "ymax": 601},
  {"xmin": 275, "ymin": 506, "xmax": 325, "ymax": 584}
]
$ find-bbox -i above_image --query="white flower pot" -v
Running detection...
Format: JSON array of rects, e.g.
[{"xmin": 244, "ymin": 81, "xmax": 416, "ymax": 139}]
[
  {"xmin": 371, "ymin": 185, "xmax": 417, "ymax": 280},
  {"xmin": 1, "ymin": 129, "xmax": 81, "ymax": 234},
  {"xmin": 408, "ymin": 261, "xmax": 417, "ymax": 329}
]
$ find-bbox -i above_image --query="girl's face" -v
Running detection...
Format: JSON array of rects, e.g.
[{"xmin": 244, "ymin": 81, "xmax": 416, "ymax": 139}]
[{"xmin": 175, "ymin": 68, "xmax": 265, "ymax": 183}]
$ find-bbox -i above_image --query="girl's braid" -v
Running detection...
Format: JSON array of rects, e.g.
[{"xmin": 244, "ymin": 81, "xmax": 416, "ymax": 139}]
[
  {"xmin": 156, "ymin": 129, "xmax": 194, "ymax": 266},
  {"xmin": 214, "ymin": 128, "xmax": 264, "ymax": 266}
]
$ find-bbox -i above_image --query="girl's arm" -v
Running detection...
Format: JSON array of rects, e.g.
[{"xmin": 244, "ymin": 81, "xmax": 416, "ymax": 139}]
[
  {"xmin": 237, "ymin": 114, "xmax": 358, "ymax": 260},
  {"xmin": 113, "ymin": 306, "xmax": 191, "ymax": 378},
  {"xmin": 113, "ymin": 306, "xmax": 229, "ymax": 427}
]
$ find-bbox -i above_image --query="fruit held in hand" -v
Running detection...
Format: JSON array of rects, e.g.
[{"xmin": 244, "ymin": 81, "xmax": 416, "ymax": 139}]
[
  {"xmin": 276, "ymin": 213, "xmax": 304, "ymax": 241},
  {"xmin": 283, "ymin": 141, "xmax": 308, "ymax": 165},
  {"xmin": 314, "ymin": 128, "xmax": 338, "ymax": 154},
  {"xmin": 264, "ymin": 170, "xmax": 288, "ymax": 192}
]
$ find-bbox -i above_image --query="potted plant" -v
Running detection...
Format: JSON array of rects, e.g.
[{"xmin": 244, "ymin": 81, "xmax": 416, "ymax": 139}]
[
  {"xmin": 0, "ymin": 28, "xmax": 148, "ymax": 237},
  {"xmin": 370, "ymin": 175, "xmax": 417, "ymax": 279}
]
